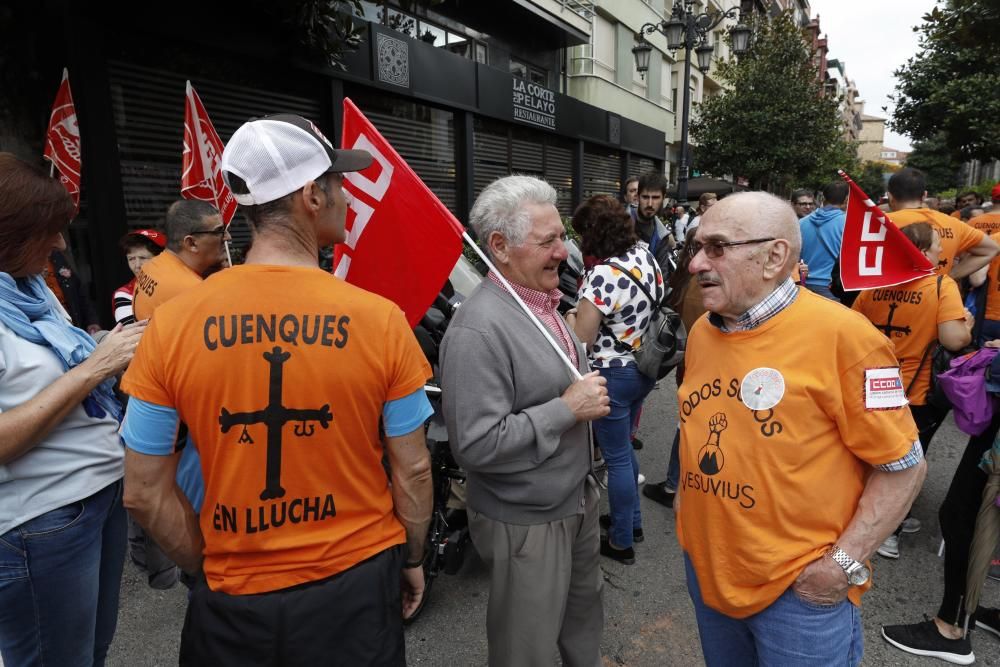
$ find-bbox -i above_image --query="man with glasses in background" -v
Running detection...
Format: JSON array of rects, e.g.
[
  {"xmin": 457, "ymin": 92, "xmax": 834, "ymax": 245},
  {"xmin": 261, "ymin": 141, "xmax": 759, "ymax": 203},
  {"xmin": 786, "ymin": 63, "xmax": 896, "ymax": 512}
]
[
  {"xmin": 132, "ymin": 199, "xmax": 228, "ymax": 320},
  {"xmin": 676, "ymin": 191, "xmax": 927, "ymax": 665},
  {"xmin": 127, "ymin": 198, "xmax": 226, "ymax": 589},
  {"xmin": 790, "ymin": 188, "xmax": 816, "ymax": 219}
]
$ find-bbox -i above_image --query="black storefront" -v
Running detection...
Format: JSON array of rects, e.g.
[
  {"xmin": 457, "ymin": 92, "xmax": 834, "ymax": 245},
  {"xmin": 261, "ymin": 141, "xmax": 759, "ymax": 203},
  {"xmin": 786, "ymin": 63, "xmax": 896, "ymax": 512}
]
[{"xmin": 8, "ymin": 3, "xmax": 664, "ymax": 326}]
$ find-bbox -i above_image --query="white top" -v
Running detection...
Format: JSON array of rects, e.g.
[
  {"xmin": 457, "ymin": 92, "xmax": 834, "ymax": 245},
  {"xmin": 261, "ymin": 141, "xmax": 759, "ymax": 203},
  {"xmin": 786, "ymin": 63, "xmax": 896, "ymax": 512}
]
[
  {"xmin": 0, "ymin": 318, "xmax": 123, "ymax": 535},
  {"xmin": 578, "ymin": 243, "xmax": 662, "ymax": 369}
]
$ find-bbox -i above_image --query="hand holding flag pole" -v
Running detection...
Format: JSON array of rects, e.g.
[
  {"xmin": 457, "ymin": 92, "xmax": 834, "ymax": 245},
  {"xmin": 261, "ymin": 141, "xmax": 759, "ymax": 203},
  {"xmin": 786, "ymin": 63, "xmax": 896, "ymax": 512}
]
[{"xmin": 336, "ymin": 98, "xmax": 581, "ymax": 379}]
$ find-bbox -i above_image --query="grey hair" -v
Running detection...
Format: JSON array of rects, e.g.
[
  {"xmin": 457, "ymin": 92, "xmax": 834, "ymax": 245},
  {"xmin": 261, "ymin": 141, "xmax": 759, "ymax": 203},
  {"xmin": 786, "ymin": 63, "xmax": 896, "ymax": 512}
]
[{"xmin": 469, "ymin": 175, "xmax": 557, "ymax": 255}]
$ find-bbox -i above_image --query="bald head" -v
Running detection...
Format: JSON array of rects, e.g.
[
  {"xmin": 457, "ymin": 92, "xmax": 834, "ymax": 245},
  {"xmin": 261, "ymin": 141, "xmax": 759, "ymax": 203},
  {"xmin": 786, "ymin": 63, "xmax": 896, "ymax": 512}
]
[{"xmin": 702, "ymin": 192, "xmax": 801, "ymax": 278}]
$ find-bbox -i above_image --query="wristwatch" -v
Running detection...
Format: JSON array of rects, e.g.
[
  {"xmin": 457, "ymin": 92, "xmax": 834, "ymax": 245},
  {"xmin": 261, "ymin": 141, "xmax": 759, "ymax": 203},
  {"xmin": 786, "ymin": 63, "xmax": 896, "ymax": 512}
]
[{"xmin": 828, "ymin": 546, "xmax": 870, "ymax": 586}]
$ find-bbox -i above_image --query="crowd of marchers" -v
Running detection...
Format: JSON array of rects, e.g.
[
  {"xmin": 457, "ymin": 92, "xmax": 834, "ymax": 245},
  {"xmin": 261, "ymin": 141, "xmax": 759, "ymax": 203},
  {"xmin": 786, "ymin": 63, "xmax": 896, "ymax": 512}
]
[{"xmin": 5, "ymin": 111, "xmax": 1000, "ymax": 667}]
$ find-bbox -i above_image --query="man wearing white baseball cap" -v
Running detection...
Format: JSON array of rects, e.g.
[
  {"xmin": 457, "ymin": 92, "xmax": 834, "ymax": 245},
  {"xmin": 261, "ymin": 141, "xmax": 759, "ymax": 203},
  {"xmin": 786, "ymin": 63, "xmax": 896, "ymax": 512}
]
[{"xmin": 121, "ymin": 114, "xmax": 434, "ymax": 665}]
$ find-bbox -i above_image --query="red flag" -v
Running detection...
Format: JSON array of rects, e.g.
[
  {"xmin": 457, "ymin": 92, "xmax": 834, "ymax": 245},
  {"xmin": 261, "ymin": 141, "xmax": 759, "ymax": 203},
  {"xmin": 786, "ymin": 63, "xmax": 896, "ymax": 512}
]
[
  {"xmin": 182, "ymin": 82, "xmax": 238, "ymax": 225},
  {"xmin": 838, "ymin": 170, "xmax": 934, "ymax": 290},
  {"xmin": 43, "ymin": 68, "xmax": 82, "ymax": 211},
  {"xmin": 334, "ymin": 98, "xmax": 465, "ymax": 326}
]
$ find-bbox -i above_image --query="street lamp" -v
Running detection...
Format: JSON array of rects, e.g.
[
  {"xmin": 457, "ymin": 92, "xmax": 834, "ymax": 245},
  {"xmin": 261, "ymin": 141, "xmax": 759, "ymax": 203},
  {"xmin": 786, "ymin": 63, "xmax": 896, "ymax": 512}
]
[{"xmin": 631, "ymin": 1, "xmax": 751, "ymax": 204}]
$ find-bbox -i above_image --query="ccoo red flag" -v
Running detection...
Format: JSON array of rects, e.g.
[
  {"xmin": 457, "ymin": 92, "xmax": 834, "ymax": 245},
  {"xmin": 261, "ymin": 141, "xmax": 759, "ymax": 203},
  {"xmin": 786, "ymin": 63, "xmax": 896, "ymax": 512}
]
[
  {"xmin": 182, "ymin": 82, "xmax": 238, "ymax": 225},
  {"xmin": 334, "ymin": 98, "xmax": 465, "ymax": 326},
  {"xmin": 43, "ymin": 68, "xmax": 82, "ymax": 212},
  {"xmin": 838, "ymin": 170, "xmax": 934, "ymax": 290}
]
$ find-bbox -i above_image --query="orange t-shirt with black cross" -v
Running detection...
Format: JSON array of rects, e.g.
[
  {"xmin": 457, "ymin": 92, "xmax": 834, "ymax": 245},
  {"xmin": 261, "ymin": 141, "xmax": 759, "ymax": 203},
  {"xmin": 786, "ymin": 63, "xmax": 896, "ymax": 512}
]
[
  {"xmin": 970, "ymin": 212, "xmax": 1000, "ymax": 236},
  {"xmin": 887, "ymin": 208, "xmax": 985, "ymax": 275},
  {"xmin": 122, "ymin": 264, "xmax": 432, "ymax": 595},
  {"xmin": 851, "ymin": 274, "xmax": 965, "ymax": 405},
  {"xmin": 982, "ymin": 232, "xmax": 1000, "ymax": 322},
  {"xmin": 676, "ymin": 289, "xmax": 917, "ymax": 619},
  {"xmin": 132, "ymin": 251, "xmax": 204, "ymax": 321}
]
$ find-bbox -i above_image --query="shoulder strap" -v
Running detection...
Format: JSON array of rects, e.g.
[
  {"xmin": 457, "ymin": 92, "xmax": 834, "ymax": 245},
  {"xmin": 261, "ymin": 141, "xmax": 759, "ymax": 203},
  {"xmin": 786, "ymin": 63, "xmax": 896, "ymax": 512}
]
[
  {"xmin": 906, "ymin": 274, "xmax": 945, "ymax": 398},
  {"xmin": 608, "ymin": 261, "xmax": 661, "ymax": 307}
]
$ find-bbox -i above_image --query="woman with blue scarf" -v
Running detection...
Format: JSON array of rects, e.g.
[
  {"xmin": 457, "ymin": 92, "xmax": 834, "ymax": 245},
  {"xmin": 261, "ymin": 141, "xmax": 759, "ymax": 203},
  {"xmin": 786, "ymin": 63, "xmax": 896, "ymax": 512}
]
[{"xmin": 0, "ymin": 153, "xmax": 147, "ymax": 666}]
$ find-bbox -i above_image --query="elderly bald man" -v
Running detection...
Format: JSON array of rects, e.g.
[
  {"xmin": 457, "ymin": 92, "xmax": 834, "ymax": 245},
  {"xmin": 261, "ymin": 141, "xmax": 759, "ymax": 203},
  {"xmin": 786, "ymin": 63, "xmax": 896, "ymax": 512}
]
[{"xmin": 674, "ymin": 192, "xmax": 927, "ymax": 666}]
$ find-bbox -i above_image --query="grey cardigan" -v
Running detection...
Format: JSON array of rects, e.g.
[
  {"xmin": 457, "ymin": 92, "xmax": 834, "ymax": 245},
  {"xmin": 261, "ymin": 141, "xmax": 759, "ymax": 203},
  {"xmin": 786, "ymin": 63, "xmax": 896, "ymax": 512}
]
[{"xmin": 440, "ymin": 279, "xmax": 593, "ymax": 525}]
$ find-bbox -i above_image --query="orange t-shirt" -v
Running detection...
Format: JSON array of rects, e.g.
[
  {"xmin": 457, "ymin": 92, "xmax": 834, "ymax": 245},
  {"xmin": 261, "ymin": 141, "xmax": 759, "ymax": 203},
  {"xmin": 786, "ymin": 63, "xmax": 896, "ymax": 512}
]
[
  {"xmin": 132, "ymin": 251, "xmax": 204, "ymax": 321},
  {"xmin": 983, "ymin": 232, "xmax": 1000, "ymax": 322},
  {"xmin": 851, "ymin": 274, "xmax": 965, "ymax": 405},
  {"xmin": 676, "ymin": 290, "xmax": 916, "ymax": 618},
  {"xmin": 121, "ymin": 264, "xmax": 432, "ymax": 595},
  {"xmin": 887, "ymin": 208, "xmax": 985, "ymax": 275},
  {"xmin": 970, "ymin": 212, "xmax": 1000, "ymax": 236}
]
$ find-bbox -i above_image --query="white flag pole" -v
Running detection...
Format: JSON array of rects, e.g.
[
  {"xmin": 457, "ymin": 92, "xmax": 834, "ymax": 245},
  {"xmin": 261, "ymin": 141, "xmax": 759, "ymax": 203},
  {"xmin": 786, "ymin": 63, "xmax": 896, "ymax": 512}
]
[{"xmin": 461, "ymin": 231, "xmax": 582, "ymax": 380}]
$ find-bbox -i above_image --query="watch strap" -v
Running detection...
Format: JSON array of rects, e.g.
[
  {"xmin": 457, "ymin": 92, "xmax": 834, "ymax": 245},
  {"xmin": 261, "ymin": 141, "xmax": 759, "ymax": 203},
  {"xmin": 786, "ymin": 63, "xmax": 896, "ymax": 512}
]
[{"xmin": 829, "ymin": 546, "xmax": 858, "ymax": 574}]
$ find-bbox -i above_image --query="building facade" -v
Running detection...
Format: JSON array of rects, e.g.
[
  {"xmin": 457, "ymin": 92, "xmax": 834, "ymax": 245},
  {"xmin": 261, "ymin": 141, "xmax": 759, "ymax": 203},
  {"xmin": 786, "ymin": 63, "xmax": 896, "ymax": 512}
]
[
  {"xmin": 858, "ymin": 114, "xmax": 887, "ymax": 163},
  {"xmin": 2, "ymin": 0, "xmax": 665, "ymax": 325}
]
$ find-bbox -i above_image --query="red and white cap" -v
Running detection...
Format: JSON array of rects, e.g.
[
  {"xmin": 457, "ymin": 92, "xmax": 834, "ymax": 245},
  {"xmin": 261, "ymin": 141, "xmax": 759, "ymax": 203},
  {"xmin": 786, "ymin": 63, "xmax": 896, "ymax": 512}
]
[
  {"xmin": 128, "ymin": 228, "xmax": 167, "ymax": 248},
  {"xmin": 220, "ymin": 114, "xmax": 373, "ymax": 206}
]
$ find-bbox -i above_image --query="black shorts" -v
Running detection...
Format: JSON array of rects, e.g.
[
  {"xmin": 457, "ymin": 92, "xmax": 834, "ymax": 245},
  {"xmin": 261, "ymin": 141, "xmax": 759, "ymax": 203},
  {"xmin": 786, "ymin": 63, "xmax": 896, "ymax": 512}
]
[{"xmin": 179, "ymin": 545, "xmax": 405, "ymax": 666}]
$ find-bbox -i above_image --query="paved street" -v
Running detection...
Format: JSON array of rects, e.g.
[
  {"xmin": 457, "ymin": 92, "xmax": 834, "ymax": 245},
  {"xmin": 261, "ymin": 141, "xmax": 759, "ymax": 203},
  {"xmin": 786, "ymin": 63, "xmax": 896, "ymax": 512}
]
[{"xmin": 107, "ymin": 381, "xmax": 1000, "ymax": 666}]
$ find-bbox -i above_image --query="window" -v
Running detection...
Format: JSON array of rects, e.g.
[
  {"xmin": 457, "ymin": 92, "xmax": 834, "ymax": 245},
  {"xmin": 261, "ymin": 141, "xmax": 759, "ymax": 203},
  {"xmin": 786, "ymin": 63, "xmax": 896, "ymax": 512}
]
[
  {"xmin": 594, "ymin": 15, "xmax": 615, "ymax": 69},
  {"xmin": 660, "ymin": 61, "xmax": 672, "ymax": 108},
  {"xmin": 510, "ymin": 57, "xmax": 548, "ymax": 88}
]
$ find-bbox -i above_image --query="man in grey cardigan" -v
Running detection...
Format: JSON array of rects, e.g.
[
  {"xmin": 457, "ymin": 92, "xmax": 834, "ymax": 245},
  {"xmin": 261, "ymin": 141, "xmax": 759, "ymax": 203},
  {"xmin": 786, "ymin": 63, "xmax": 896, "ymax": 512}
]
[{"xmin": 441, "ymin": 175, "xmax": 609, "ymax": 666}]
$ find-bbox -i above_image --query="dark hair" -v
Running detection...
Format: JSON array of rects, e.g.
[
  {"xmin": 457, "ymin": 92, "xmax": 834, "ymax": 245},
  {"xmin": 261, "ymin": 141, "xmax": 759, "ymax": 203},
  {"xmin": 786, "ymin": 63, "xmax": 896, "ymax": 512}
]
[
  {"xmin": 0, "ymin": 153, "xmax": 75, "ymax": 275},
  {"xmin": 900, "ymin": 221, "xmax": 934, "ymax": 252},
  {"xmin": 637, "ymin": 171, "xmax": 667, "ymax": 197},
  {"xmin": 959, "ymin": 206, "xmax": 982, "ymax": 221},
  {"xmin": 118, "ymin": 233, "xmax": 164, "ymax": 256},
  {"xmin": 938, "ymin": 203, "xmax": 956, "ymax": 215},
  {"xmin": 790, "ymin": 188, "xmax": 814, "ymax": 203},
  {"xmin": 957, "ymin": 190, "xmax": 982, "ymax": 204},
  {"xmin": 821, "ymin": 181, "xmax": 849, "ymax": 206},
  {"xmin": 888, "ymin": 168, "xmax": 926, "ymax": 202},
  {"xmin": 571, "ymin": 195, "xmax": 638, "ymax": 259},
  {"xmin": 164, "ymin": 199, "xmax": 220, "ymax": 250}
]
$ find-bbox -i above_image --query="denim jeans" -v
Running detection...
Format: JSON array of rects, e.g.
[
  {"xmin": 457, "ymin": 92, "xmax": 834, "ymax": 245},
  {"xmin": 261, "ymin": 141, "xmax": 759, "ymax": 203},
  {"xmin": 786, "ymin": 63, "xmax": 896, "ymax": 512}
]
[
  {"xmin": 0, "ymin": 479, "xmax": 127, "ymax": 667},
  {"xmin": 665, "ymin": 426, "xmax": 681, "ymax": 491},
  {"xmin": 594, "ymin": 364, "xmax": 654, "ymax": 548},
  {"xmin": 685, "ymin": 554, "xmax": 863, "ymax": 666},
  {"xmin": 979, "ymin": 318, "xmax": 1000, "ymax": 347}
]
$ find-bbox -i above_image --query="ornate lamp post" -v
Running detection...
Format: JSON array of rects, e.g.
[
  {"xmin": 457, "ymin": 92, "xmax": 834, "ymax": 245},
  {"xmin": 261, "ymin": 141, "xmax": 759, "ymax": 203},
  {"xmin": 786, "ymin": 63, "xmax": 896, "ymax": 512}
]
[{"xmin": 632, "ymin": 1, "xmax": 751, "ymax": 204}]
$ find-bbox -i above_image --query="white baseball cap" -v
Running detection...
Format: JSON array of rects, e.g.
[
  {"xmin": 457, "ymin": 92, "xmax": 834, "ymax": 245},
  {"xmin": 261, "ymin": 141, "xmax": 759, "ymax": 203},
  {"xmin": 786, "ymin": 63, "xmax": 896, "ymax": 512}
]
[{"xmin": 221, "ymin": 113, "xmax": 373, "ymax": 206}]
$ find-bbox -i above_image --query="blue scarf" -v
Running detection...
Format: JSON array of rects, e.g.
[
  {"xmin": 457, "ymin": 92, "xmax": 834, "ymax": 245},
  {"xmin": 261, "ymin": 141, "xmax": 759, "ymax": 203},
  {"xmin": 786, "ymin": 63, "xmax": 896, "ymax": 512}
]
[{"xmin": 0, "ymin": 272, "xmax": 121, "ymax": 421}]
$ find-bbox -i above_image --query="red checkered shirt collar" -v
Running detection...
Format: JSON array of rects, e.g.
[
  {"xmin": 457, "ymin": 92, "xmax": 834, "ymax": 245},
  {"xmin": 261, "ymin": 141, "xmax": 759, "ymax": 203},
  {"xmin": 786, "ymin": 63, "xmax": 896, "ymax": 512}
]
[
  {"xmin": 487, "ymin": 272, "xmax": 578, "ymax": 366},
  {"xmin": 488, "ymin": 272, "xmax": 562, "ymax": 312}
]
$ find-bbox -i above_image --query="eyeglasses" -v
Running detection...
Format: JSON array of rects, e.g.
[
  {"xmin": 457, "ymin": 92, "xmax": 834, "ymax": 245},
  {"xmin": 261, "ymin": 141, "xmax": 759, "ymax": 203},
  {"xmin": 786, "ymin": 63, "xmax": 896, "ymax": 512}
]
[
  {"xmin": 794, "ymin": 200, "xmax": 816, "ymax": 207},
  {"xmin": 189, "ymin": 227, "xmax": 227, "ymax": 238},
  {"xmin": 689, "ymin": 237, "xmax": 775, "ymax": 258}
]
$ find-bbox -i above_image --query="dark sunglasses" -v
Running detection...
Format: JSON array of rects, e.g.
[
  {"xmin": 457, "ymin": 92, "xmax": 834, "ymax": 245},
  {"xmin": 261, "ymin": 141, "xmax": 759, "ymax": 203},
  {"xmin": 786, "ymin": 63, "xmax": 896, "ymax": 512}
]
[{"xmin": 689, "ymin": 237, "xmax": 775, "ymax": 259}]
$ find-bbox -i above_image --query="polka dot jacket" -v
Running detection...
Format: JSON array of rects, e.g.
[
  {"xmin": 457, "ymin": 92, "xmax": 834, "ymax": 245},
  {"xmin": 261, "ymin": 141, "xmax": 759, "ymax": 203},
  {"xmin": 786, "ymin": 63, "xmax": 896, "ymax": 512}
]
[{"xmin": 577, "ymin": 242, "xmax": 663, "ymax": 369}]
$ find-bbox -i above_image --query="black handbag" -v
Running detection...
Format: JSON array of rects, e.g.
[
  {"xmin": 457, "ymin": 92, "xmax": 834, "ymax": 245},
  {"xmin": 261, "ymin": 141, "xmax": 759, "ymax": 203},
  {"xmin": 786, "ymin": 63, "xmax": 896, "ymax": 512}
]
[{"xmin": 605, "ymin": 259, "xmax": 687, "ymax": 380}]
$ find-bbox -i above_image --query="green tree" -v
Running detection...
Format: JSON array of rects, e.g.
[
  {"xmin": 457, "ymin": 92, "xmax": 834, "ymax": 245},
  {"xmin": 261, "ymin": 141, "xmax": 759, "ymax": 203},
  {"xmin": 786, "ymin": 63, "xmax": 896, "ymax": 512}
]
[
  {"xmin": 853, "ymin": 161, "xmax": 896, "ymax": 201},
  {"xmin": 891, "ymin": 0, "xmax": 1000, "ymax": 161},
  {"xmin": 690, "ymin": 12, "xmax": 848, "ymax": 192},
  {"xmin": 904, "ymin": 133, "xmax": 963, "ymax": 194}
]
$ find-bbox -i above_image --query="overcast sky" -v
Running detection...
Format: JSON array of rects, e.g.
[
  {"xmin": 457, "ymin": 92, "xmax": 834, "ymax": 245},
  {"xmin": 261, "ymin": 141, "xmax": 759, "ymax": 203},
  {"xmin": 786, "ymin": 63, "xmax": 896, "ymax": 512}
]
[{"xmin": 809, "ymin": 0, "xmax": 939, "ymax": 152}]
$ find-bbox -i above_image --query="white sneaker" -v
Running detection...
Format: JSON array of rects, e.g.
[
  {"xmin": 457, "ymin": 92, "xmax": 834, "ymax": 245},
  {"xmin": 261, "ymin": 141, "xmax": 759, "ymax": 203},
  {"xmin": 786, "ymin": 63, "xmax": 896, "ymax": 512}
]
[
  {"xmin": 878, "ymin": 534, "xmax": 900, "ymax": 559},
  {"xmin": 901, "ymin": 517, "xmax": 922, "ymax": 534},
  {"xmin": 637, "ymin": 473, "xmax": 646, "ymax": 485}
]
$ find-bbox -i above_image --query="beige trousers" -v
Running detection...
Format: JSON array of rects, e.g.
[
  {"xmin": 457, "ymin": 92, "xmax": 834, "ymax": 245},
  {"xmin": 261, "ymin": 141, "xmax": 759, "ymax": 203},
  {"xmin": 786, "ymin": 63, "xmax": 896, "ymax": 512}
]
[{"xmin": 469, "ymin": 480, "xmax": 604, "ymax": 667}]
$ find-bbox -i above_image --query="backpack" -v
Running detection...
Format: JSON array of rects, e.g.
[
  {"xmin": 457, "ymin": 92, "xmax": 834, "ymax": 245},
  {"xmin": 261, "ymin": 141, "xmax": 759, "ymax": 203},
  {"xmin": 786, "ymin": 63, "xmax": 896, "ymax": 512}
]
[
  {"xmin": 605, "ymin": 259, "xmax": 687, "ymax": 380},
  {"xmin": 937, "ymin": 348, "xmax": 999, "ymax": 435}
]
